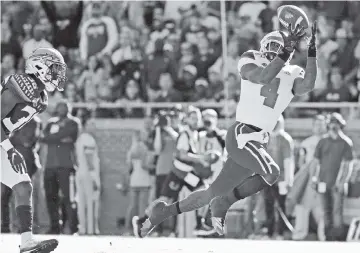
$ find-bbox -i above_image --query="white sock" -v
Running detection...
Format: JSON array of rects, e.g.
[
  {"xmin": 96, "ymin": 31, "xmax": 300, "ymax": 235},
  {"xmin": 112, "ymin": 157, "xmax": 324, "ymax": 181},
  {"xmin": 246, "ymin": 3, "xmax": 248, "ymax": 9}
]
[{"xmin": 21, "ymin": 231, "xmax": 33, "ymax": 246}]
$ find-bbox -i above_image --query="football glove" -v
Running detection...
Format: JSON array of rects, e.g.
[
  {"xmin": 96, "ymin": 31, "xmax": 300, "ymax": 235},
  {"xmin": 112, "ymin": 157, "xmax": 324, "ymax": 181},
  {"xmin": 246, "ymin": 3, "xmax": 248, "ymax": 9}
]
[
  {"xmin": 308, "ymin": 21, "xmax": 317, "ymax": 57},
  {"xmin": 280, "ymin": 23, "xmax": 306, "ymax": 53},
  {"xmin": 7, "ymin": 147, "xmax": 27, "ymax": 174}
]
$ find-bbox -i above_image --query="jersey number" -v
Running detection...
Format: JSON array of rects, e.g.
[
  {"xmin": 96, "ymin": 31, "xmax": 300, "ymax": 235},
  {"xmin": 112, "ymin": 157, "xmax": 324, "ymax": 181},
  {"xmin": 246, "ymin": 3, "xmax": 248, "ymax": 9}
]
[
  {"xmin": 2, "ymin": 105, "xmax": 37, "ymax": 132},
  {"xmin": 260, "ymin": 78, "xmax": 280, "ymax": 109}
]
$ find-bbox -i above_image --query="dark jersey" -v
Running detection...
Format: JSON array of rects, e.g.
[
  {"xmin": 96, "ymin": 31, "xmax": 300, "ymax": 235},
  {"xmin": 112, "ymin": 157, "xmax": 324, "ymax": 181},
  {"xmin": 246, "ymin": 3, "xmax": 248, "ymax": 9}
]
[{"xmin": 1, "ymin": 74, "xmax": 48, "ymax": 141}]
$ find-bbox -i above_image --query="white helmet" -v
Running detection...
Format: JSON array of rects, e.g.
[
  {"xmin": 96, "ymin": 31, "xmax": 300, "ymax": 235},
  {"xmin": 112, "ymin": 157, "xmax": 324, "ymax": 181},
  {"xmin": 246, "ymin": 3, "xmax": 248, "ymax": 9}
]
[
  {"xmin": 25, "ymin": 48, "xmax": 67, "ymax": 92},
  {"xmin": 260, "ymin": 31, "xmax": 294, "ymax": 63}
]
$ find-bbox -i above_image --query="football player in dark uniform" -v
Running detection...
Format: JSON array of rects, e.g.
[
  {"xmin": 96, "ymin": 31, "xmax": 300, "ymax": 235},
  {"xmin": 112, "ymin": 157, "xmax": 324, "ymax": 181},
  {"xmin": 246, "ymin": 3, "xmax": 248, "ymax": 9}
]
[{"xmin": 1, "ymin": 47, "xmax": 66, "ymax": 253}]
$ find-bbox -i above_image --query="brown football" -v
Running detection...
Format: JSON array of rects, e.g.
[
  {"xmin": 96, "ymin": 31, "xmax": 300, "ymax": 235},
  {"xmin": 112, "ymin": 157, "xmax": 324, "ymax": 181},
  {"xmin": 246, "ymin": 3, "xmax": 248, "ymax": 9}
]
[{"xmin": 277, "ymin": 5, "xmax": 310, "ymax": 30}]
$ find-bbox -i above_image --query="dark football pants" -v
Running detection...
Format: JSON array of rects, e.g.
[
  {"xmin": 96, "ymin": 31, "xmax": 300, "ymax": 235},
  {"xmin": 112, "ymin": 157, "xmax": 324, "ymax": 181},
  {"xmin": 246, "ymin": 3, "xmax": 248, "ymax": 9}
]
[{"xmin": 44, "ymin": 167, "xmax": 75, "ymax": 234}]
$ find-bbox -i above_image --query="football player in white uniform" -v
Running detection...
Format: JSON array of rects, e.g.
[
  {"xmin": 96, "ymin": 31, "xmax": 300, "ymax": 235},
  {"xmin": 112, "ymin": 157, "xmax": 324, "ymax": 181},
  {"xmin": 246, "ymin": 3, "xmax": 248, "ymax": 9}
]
[
  {"xmin": 1, "ymin": 48, "xmax": 66, "ymax": 252},
  {"xmin": 138, "ymin": 22, "xmax": 318, "ymax": 237}
]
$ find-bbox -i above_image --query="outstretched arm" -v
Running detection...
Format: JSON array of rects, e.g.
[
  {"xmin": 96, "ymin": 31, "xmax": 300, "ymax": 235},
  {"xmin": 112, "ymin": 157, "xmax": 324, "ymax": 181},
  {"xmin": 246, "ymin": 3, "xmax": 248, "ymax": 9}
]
[{"xmin": 293, "ymin": 22, "xmax": 318, "ymax": 96}]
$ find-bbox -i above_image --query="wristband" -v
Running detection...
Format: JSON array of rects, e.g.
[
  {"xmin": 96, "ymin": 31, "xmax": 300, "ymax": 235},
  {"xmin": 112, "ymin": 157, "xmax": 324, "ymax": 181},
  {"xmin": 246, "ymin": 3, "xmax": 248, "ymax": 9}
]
[
  {"xmin": 1, "ymin": 139, "xmax": 13, "ymax": 152},
  {"xmin": 277, "ymin": 50, "xmax": 291, "ymax": 62}
]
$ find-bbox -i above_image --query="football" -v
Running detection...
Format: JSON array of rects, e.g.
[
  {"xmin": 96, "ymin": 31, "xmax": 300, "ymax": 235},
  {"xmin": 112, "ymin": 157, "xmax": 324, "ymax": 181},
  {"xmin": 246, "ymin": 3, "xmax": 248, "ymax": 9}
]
[{"xmin": 277, "ymin": 5, "xmax": 310, "ymax": 31}]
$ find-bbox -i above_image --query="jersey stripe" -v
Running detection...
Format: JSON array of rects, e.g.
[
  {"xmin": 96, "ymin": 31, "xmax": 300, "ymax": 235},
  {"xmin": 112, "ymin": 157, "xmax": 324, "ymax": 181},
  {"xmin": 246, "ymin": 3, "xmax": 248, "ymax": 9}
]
[{"xmin": 247, "ymin": 142, "xmax": 272, "ymax": 174}]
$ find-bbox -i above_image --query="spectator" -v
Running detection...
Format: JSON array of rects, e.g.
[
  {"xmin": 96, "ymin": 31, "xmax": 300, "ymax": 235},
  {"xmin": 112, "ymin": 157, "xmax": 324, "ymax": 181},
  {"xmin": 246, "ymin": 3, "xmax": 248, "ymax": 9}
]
[
  {"xmin": 230, "ymin": 17, "xmax": 261, "ymax": 55},
  {"xmin": 22, "ymin": 24, "xmax": 53, "ymax": 59},
  {"xmin": 153, "ymin": 72, "xmax": 182, "ymax": 102},
  {"xmin": 238, "ymin": 1, "xmax": 266, "ymax": 24},
  {"xmin": 124, "ymin": 130, "xmax": 153, "ymax": 235},
  {"xmin": 174, "ymin": 64, "xmax": 197, "ymax": 101},
  {"xmin": 116, "ymin": 79, "xmax": 145, "ymax": 118},
  {"xmin": 264, "ymin": 115, "xmax": 295, "ymax": 239},
  {"xmin": 315, "ymin": 67, "xmax": 355, "ymax": 104},
  {"xmin": 292, "ymin": 115, "xmax": 327, "ymax": 241},
  {"xmin": 75, "ymin": 114, "xmax": 100, "ymax": 235},
  {"xmin": 1, "ymin": 117, "xmax": 42, "ymax": 233},
  {"xmin": 180, "ymin": 10, "xmax": 207, "ymax": 45},
  {"xmin": 1, "ymin": 54, "xmax": 16, "ymax": 81},
  {"xmin": 193, "ymin": 37, "xmax": 218, "ymax": 79},
  {"xmin": 40, "ymin": 101, "xmax": 80, "ymax": 234},
  {"xmin": 150, "ymin": 110, "xmax": 179, "ymax": 235},
  {"xmin": 1, "ymin": 21, "xmax": 22, "ymax": 67},
  {"xmin": 177, "ymin": 42, "xmax": 196, "ymax": 78},
  {"xmin": 64, "ymin": 83, "xmax": 82, "ymax": 116},
  {"xmin": 143, "ymin": 38, "xmax": 177, "ymax": 101},
  {"xmin": 189, "ymin": 78, "xmax": 210, "ymax": 102},
  {"xmin": 76, "ymin": 56, "xmax": 101, "ymax": 102},
  {"xmin": 79, "ymin": 2, "xmax": 118, "ymax": 62},
  {"xmin": 310, "ymin": 112, "xmax": 354, "ymax": 241},
  {"xmin": 258, "ymin": 1, "xmax": 280, "ymax": 34},
  {"xmin": 40, "ymin": 1, "xmax": 84, "ymax": 49},
  {"xmin": 212, "ymin": 39, "xmax": 240, "ymax": 78},
  {"xmin": 331, "ymin": 29, "xmax": 358, "ymax": 84},
  {"xmin": 207, "ymin": 66, "xmax": 224, "ymax": 100}
]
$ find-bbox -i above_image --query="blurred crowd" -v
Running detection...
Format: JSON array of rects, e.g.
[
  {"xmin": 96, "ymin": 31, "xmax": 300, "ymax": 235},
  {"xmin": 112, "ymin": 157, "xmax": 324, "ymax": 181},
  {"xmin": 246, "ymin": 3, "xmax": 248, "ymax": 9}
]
[{"xmin": 1, "ymin": 1, "xmax": 360, "ymax": 119}]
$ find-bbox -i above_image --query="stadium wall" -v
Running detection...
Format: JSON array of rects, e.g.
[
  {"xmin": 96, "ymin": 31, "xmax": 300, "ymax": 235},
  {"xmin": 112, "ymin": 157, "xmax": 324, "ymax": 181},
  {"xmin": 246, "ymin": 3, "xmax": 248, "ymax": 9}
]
[{"xmin": 93, "ymin": 119, "xmax": 360, "ymax": 235}]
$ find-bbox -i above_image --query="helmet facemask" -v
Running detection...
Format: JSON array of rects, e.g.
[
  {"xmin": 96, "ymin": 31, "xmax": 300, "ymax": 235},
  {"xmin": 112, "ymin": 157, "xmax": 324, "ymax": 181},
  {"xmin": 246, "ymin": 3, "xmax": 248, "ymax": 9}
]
[
  {"xmin": 260, "ymin": 40, "xmax": 284, "ymax": 61},
  {"xmin": 45, "ymin": 61, "xmax": 67, "ymax": 92},
  {"xmin": 26, "ymin": 54, "xmax": 67, "ymax": 92},
  {"xmin": 260, "ymin": 31, "xmax": 294, "ymax": 64}
]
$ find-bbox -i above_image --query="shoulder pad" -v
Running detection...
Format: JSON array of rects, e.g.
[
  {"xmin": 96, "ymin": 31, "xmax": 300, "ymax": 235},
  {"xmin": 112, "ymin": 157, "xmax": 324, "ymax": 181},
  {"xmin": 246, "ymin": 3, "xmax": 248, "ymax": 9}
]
[
  {"xmin": 7, "ymin": 74, "xmax": 41, "ymax": 104},
  {"xmin": 238, "ymin": 50, "xmax": 265, "ymax": 74}
]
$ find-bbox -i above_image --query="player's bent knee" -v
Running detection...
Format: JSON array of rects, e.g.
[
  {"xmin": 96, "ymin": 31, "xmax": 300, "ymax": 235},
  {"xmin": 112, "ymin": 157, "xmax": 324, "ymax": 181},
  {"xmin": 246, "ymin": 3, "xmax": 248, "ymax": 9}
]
[{"xmin": 12, "ymin": 181, "xmax": 33, "ymax": 200}]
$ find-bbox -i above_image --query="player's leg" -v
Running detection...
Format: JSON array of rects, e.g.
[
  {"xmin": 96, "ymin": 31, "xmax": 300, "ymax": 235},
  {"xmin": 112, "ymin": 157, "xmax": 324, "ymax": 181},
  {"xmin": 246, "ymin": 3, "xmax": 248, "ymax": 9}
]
[
  {"xmin": 209, "ymin": 122, "xmax": 280, "ymax": 235},
  {"xmin": 85, "ymin": 178, "xmax": 94, "ymax": 235},
  {"xmin": 1, "ymin": 149, "xmax": 58, "ymax": 252},
  {"xmin": 44, "ymin": 168, "xmax": 60, "ymax": 234},
  {"xmin": 133, "ymin": 171, "xmax": 183, "ymax": 237},
  {"xmin": 139, "ymin": 157, "xmax": 254, "ymax": 237},
  {"xmin": 58, "ymin": 168, "xmax": 75, "ymax": 234},
  {"xmin": 1, "ymin": 184, "xmax": 12, "ymax": 233},
  {"xmin": 210, "ymin": 173, "xmax": 269, "ymax": 235},
  {"xmin": 126, "ymin": 188, "xmax": 137, "ymax": 233},
  {"xmin": 76, "ymin": 177, "xmax": 86, "ymax": 234}
]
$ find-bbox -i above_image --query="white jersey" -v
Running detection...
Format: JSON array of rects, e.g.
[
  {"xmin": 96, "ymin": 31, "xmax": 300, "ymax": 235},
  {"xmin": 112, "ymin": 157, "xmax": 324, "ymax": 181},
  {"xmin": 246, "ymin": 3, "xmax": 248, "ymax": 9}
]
[{"xmin": 236, "ymin": 50, "xmax": 305, "ymax": 132}]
